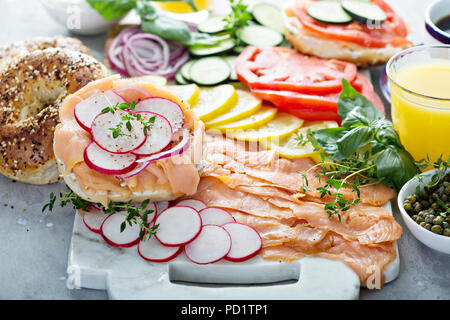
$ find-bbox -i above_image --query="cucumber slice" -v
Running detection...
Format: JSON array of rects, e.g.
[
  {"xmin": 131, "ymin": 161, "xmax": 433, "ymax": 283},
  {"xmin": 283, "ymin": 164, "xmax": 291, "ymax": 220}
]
[
  {"xmin": 190, "ymin": 57, "xmax": 231, "ymax": 86},
  {"xmin": 341, "ymin": 0, "xmax": 387, "ymax": 25},
  {"xmin": 223, "ymin": 56, "xmax": 238, "ymax": 81},
  {"xmin": 237, "ymin": 25, "xmax": 283, "ymax": 47},
  {"xmin": 197, "ymin": 16, "xmax": 228, "ymax": 34},
  {"xmin": 189, "ymin": 37, "xmax": 236, "ymax": 56},
  {"xmin": 306, "ymin": 1, "xmax": 353, "ymax": 24},
  {"xmin": 180, "ymin": 60, "xmax": 196, "ymax": 81},
  {"xmin": 175, "ymin": 69, "xmax": 189, "ymax": 85},
  {"xmin": 252, "ymin": 2, "xmax": 284, "ymax": 34}
]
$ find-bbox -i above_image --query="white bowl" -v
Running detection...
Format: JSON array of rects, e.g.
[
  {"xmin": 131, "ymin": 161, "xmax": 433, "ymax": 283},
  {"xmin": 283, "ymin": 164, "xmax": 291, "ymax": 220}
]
[
  {"xmin": 39, "ymin": 0, "xmax": 119, "ymax": 36},
  {"xmin": 397, "ymin": 169, "xmax": 450, "ymax": 254}
]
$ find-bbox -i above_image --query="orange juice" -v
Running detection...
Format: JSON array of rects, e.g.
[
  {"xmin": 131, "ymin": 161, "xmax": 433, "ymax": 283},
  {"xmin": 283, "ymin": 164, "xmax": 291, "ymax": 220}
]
[
  {"xmin": 389, "ymin": 57, "xmax": 450, "ymax": 165},
  {"xmin": 157, "ymin": 0, "xmax": 213, "ymax": 13}
]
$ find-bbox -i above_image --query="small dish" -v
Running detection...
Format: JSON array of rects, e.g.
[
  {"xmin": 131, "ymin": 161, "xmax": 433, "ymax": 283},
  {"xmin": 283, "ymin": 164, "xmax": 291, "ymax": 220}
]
[
  {"xmin": 39, "ymin": 0, "xmax": 119, "ymax": 36},
  {"xmin": 425, "ymin": 0, "xmax": 450, "ymax": 44},
  {"xmin": 397, "ymin": 169, "xmax": 450, "ymax": 254}
]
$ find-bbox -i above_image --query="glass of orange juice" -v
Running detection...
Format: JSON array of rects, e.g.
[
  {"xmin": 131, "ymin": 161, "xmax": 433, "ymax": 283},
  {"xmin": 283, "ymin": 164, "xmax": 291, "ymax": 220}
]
[
  {"xmin": 387, "ymin": 45, "xmax": 450, "ymax": 166},
  {"xmin": 156, "ymin": 0, "xmax": 214, "ymax": 13}
]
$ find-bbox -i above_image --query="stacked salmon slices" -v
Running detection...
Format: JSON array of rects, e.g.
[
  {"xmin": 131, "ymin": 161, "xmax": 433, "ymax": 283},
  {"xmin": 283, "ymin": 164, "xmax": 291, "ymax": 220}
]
[{"xmin": 190, "ymin": 134, "xmax": 402, "ymax": 285}]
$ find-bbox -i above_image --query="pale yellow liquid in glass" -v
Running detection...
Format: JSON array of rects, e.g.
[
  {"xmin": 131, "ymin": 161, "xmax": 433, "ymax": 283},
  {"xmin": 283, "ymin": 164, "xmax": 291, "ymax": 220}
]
[
  {"xmin": 390, "ymin": 60, "xmax": 450, "ymax": 165},
  {"xmin": 156, "ymin": 0, "xmax": 213, "ymax": 13}
]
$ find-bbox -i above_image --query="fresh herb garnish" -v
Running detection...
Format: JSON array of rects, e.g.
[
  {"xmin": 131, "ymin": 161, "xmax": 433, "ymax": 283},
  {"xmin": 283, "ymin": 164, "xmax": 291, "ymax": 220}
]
[
  {"xmin": 415, "ymin": 154, "xmax": 450, "ymax": 191},
  {"xmin": 300, "ymin": 78, "xmax": 421, "ymax": 220},
  {"xmin": 101, "ymin": 101, "xmax": 156, "ymax": 139},
  {"xmin": 42, "ymin": 190, "xmax": 158, "ymax": 241},
  {"xmin": 223, "ymin": 0, "xmax": 253, "ymax": 37}
]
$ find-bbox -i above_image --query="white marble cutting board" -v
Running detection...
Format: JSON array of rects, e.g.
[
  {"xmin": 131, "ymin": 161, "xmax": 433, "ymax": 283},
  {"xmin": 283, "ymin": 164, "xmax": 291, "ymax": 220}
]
[{"xmin": 67, "ymin": 201, "xmax": 399, "ymax": 300}]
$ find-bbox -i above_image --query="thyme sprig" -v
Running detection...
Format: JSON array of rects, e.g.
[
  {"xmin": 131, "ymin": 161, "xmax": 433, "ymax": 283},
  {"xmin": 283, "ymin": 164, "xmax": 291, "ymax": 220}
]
[
  {"xmin": 42, "ymin": 190, "xmax": 158, "ymax": 241},
  {"xmin": 101, "ymin": 101, "xmax": 156, "ymax": 139}
]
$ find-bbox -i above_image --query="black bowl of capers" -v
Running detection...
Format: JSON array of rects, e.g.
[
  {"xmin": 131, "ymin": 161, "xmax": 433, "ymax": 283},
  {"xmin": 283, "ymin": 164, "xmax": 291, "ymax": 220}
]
[{"xmin": 398, "ymin": 168, "xmax": 450, "ymax": 254}]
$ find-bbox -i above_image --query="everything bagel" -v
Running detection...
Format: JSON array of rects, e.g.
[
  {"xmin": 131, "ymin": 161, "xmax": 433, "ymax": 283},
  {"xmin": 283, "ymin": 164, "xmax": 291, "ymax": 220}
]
[{"xmin": 0, "ymin": 48, "xmax": 109, "ymax": 184}]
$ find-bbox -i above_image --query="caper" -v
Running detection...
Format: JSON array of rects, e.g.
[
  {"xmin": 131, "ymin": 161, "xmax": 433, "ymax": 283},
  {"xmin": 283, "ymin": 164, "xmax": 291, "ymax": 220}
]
[
  {"xmin": 433, "ymin": 216, "xmax": 445, "ymax": 225},
  {"xmin": 403, "ymin": 202, "xmax": 413, "ymax": 212},
  {"xmin": 441, "ymin": 194, "xmax": 448, "ymax": 203},
  {"xmin": 420, "ymin": 200, "xmax": 430, "ymax": 208},
  {"xmin": 419, "ymin": 189, "xmax": 429, "ymax": 199},
  {"xmin": 431, "ymin": 225, "xmax": 443, "ymax": 235},
  {"xmin": 425, "ymin": 215, "xmax": 435, "ymax": 224},
  {"xmin": 414, "ymin": 202, "xmax": 423, "ymax": 213},
  {"xmin": 419, "ymin": 221, "xmax": 427, "ymax": 228},
  {"xmin": 432, "ymin": 192, "xmax": 440, "ymax": 200},
  {"xmin": 411, "ymin": 215, "xmax": 419, "ymax": 222},
  {"xmin": 406, "ymin": 195, "xmax": 417, "ymax": 203},
  {"xmin": 442, "ymin": 221, "xmax": 449, "ymax": 229},
  {"xmin": 424, "ymin": 223, "xmax": 432, "ymax": 231},
  {"xmin": 431, "ymin": 202, "xmax": 440, "ymax": 211},
  {"xmin": 443, "ymin": 228, "xmax": 450, "ymax": 237},
  {"xmin": 416, "ymin": 216, "xmax": 425, "ymax": 224}
]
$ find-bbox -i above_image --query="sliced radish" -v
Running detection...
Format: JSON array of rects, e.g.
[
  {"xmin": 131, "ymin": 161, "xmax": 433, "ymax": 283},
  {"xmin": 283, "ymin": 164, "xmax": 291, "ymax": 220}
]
[
  {"xmin": 74, "ymin": 90, "xmax": 125, "ymax": 131},
  {"xmin": 131, "ymin": 201, "xmax": 157, "ymax": 224},
  {"xmin": 100, "ymin": 213, "xmax": 141, "ymax": 248},
  {"xmin": 155, "ymin": 201, "xmax": 169, "ymax": 216},
  {"xmin": 138, "ymin": 234, "xmax": 182, "ymax": 262},
  {"xmin": 222, "ymin": 223, "xmax": 262, "ymax": 262},
  {"xmin": 185, "ymin": 225, "xmax": 232, "ymax": 265},
  {"xmin": 175, "ymin": 199, "xmax": 207, "ymax": 212},
  {"xmin": 91, "ymin": 109, "xmax": 147, "ymax": 154},
  {"xmin": 154, "ymin": 206, "xmax": 202, "ymax": 247},
  {"xmin": 134, "ymin": 97, "xmax": 184, "ymax": 132},
  {"xmin": 113, "ymin": 85, "xmax": 152, "ymax": 104},
  {"xmin": 81, "ymin": 206, "xmax": 108, "ymax": 234},
  {"xmin": 135, "ymin": 128, "xmax": 190, "ymax": 164},
  {"xmin": 84, "ymin": 142, "xmax": 137, "ymax": 175},
  {"xmin": 199, "ymin": 207, "xmax": 236, "ymax": 226},
  {"xmin": 131, "ymin": 112, "xmax": 173, "ymax": 156}
]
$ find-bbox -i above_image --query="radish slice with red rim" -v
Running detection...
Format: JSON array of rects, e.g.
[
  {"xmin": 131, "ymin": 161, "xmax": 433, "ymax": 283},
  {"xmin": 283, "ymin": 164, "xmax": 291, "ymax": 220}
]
[
  {"xmin": 154, "ymin": 206, "xmax": 202, "ymax": 247},
  {"xmin": 113, "ymin": 85, "xmax": 152, "ymax": 105},
  {"xmin": 175, "ymin": 199, "xmax": 207, "ymax": 212},
  {"xmin": 74, "ymin": 90, "xmax": 125, "ymax": 131},
  {"xmin": 81, "ymin": 206, "xmax": 108, "ymax": 234},
  {"xmin": 131, "ymin": 111, "xmax": 173, "ymax": 156},
  {"xmin": 100, "ymin": 213, "xmax": 141, "ymax": 248},
  {"xmin": 199, "ymin": 207, "xmax": 236, "ymax": 226},
  {"xmin": 91, "ymin": 109, "xmax": 147, "ymax": 154},
  {"xmin": 116, "ymin": 128, "xmax": 191, "ymax": 179},
  {"xmin": 84, "ymin": 142, "xmax": 137, "ymax": 175},
  {"xmin": 135, "ymin": 128, "xmax": 191, "ymax": 164},
  {"xmin": 134, "ymin": 97, "xmax": 184, "ymax": 132},
  {"xmin": 185, "ymin": 225, "xmax": 232, "ymax": 265},
  {"xmin": 138, "ymin": 233, "xmax": 182, "ymax": 262},
  {"xmin": 222, "ymin": 223, "xmax": 262, "ymax": 262}
]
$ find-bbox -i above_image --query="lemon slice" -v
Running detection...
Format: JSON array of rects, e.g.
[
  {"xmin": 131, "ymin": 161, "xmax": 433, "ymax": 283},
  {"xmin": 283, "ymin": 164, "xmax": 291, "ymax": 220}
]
[
  {"xmin": 165, "ymin": 84, "xmax": 200, "ymax": 106},
  {"xmin": 209, "ymin": 105, "xmax": 277, "ymax": 133},
  {"xmin": 134, "ymin": 75, "xmax": 167, "ymax": 86},
  {"xmin": 226, "ymin": 112, "xmax": 304, "ymax": 142},
  {"xmin": 204, "ymin": 89, "xmax": 262, "ymax": 128},
  {"xmin": 261, "ymin": 121, "xmax": 339, "ymax": 159},
  {"xmin": 191, "ymin": 84, "xmax": 237, "ymax": 121}
]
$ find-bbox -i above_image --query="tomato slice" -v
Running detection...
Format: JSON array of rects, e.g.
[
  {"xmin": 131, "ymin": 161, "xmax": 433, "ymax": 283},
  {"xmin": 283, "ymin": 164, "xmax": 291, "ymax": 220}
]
[
  {"xmin": 251, "ymin": 73, "xmax": 385, "ymax": 122},
  {"xmin": 293, "ymin": 0, "xmax": 412, "ymax": 48},
  {"xmin": 235, "ymin": 46, "xmax": 357, "ymax": 95}
]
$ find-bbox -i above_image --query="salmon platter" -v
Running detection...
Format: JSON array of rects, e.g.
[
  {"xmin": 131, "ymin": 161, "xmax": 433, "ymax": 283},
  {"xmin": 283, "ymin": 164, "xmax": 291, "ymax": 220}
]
[{"xmin": 2, "ymin": 0, "xmax": 449, "ymax": 301}]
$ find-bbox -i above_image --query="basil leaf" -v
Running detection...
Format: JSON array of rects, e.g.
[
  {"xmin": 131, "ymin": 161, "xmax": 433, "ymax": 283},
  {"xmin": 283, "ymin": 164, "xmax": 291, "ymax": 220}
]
[
  {"xmin": 86, "ymin": 0, "xmax": 136, "ymax": 21},
  {"xmin": 337, "ymin": 126, "xmax": 375, "ymax": 158},
  {"xmin": 338, "ymin": 79, "xmax": 384, "ymax": 124},
  {"xmin": 340, "ymin": 106, "xmax": 370, "ymax": 128},
  {"xmin": 312, "ymin": 127, "xmax": 349, "ymax": 155},
  {"xmin": 376, "ymin": 146, "xmax": 420, "ymax": 191}
]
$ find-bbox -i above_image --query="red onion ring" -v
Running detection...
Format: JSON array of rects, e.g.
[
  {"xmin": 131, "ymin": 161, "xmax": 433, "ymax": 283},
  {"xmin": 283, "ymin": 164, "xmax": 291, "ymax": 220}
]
[{"xmin": 108, "ymin": 26, "xmax": 190, "ymax": 79}]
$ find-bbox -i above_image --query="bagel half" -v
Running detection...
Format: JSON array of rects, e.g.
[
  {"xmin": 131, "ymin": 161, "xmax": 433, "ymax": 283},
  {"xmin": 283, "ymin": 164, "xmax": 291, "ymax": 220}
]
[
  {"xmin": 53, "ymin": 76, "xmax": 206, "ymax": 206},
  {"xmin": 283, "ymin": 0, "xmax": 411, "ymax": 67},
  {"xmin": 0, "ymin": 48, "xmax": 108, "ymax": 184}
]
